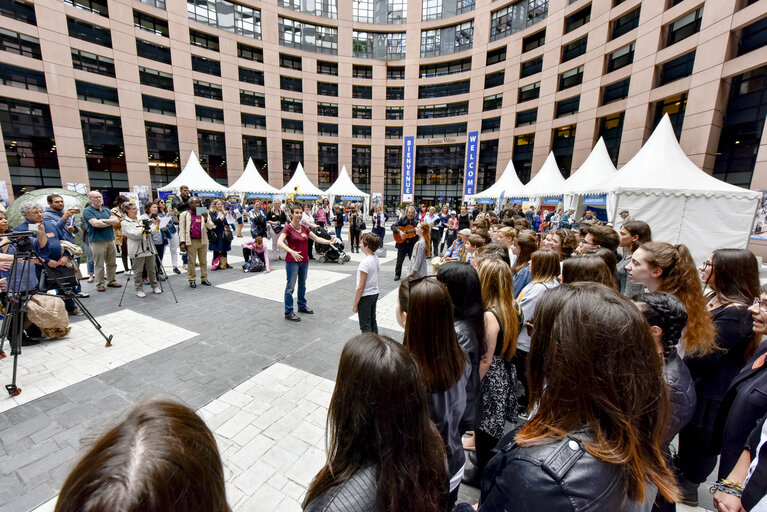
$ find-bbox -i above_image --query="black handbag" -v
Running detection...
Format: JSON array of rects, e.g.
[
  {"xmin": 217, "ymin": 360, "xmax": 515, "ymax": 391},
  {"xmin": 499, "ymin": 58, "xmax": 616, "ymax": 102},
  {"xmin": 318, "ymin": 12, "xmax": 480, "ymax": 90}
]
[
  {"xmin": 223, "ymin": 228, "xmax": 234, "ymax": 243},
  {"xmin": 207, "ymin": 228, "xmax": 217, "ymax": 242},
  {"xmin": 39, "ymin": 266, "xmax": 78, "ymax": 292}
]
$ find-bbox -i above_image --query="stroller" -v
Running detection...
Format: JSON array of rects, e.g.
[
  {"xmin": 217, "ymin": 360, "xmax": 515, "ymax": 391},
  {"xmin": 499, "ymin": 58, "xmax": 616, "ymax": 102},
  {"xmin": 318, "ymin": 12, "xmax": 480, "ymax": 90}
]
[{"xmin": 313, "ymin": 225, "xmax": 351, "ymax": 264}]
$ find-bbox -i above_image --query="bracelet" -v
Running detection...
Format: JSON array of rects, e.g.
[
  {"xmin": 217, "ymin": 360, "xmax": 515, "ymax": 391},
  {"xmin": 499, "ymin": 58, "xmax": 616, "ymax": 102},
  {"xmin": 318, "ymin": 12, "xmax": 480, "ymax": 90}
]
[{"xmin": 709, "ymin": 481, "xmax": 744, "ymax": 498}]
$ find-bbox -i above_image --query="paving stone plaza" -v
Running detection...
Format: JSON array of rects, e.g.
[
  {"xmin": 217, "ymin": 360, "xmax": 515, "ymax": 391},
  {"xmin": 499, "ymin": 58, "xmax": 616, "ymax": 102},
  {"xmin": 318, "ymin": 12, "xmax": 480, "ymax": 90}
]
[{"xmin": 0, "ymin": 235, "xmax": 711, "ymax": 512}]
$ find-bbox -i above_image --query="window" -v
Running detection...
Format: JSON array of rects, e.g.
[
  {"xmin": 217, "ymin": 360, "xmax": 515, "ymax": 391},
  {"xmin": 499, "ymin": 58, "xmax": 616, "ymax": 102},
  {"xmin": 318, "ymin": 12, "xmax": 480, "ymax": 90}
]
[
  {"xmin": 189, "ymin": 29, "xmax": 218, "ymax": 51},
  {"xmin": 318, "ymin": 123, "xmax": 337, "ymax": 136},
  {"xmin": 384, "ymin": 146, "xmax": 402, "ymax": 204},
  {"xmin": 520, "ymin": 56, "xmax": 543, "ymax": 78},
  {"xmin": 602, "ymin": 77, "xmax": 630, "ymax": 105},
  {"xmin": 134, "ymin": 10, "xmax": 168, "ymax": 36},
  {"xmin": 420, "ymin": 21, "xmax": 473, "ymax": 58},
  {"xmin": 611, "ymin": 7, "xmax": 640, "ymax": 40},
  {"xmin": 738, "ymin": 17, "xmax": 767, "ymax": 56},
  {"xmin": 485, "ymin": 70, "xmax": 504, "ymax": 88},
  {"xmin": 562, "ymin": 36, "xmax": 587, "ymax": 62},
  {"xmin": 317, "ymin": 142, "xmax": 338, "ymax": 189},
  {"xmin": 71, "ymin": 49, "xmax": 115, "ymax": 77},
  {"xmin": 281, "ymin": 97, "xmax": 302, "ymax": 113},
  {"xmin": 422, "ymin": 0, "xmax": 475, "ymax": 21},
  {"xmin": 241, "ymin": 112, "xmax": 266, "ymax": 129},
  {"xmin": 191, "ymin": 55, "xmax": 220, "ymax": 76},
  {"xmin": 513, "ymin": 133, "xmax": 535, "ymax": 183},
  {"xmin": 606, "ymin": 42, "xmax": 634, "ymax": 72},
  {"xmin": 193, "ymin": 80, "xmax": 222, "ymax": 100},
  {"xmin": 280, "ymin": 75, "xmax": 302, "ymax": 92},
  {"xmin": 420, "ymin": 57, "xmax": 471, "ymax": 78},
  {"xmin": 419, "ymin": 79, "xmax": 470, "ymax": 99},
  {"xmin": 142, "ymin": 94, "xmax": 175, "ymax": 116},
  {"xmin": 351, "ymin": 145, "xmax": 371, "ymax": 192},
  {"xmin": 482, "ymin": 117, "xmax": 501, "ymax": 133},
  {"xmin": 280, "ymin": 0, "xmax": 337, "ymax": 19},
  {"xmin": 76, "ymin": 80, "xmax": 118, "ymax": 105},
  {"xmin": 279, "ymin": 53, "xmax": 301, "ymax": 70},
  {"xmin": 523, "ymin": 30, "xmax": 545, "ymax": 52},
  {"xmin": 282, "ymin": 118, "xmax": 303, "ymax": 134},
  {"xmin": 318, "ymin": 81, "xmax": 338, "ymax": 96},
  {"xmin": 0, "ymin": 28, "xmax": 41, "ymax": 59},
  {"xmin": 240, "ymin": 90, "xmax": 265, "ymax": 107},
  {"xmin": 353, "ymin": 125, "xmax": 372, "ymax": 138},
  {"xmin": 239, "ymin": 67, "xmax": 264, "ymax": 85},
  {"xmin": 416, "ymin": 122, "xmax": 467, "ymax": 138},
  {"xmin": 146, "ymin": 122, "xmax": 180, "ymax": 188},
  {"xmin": 653, "ymin": 93, "xmax": 687, "ymax": 140},
  {"xmin": 0, "ymin": 0, "xmax": 36, "ymax": 24},
  {"xmin": 139, "ymin": 67, "xmax": 173, "ymax": 89},
  {"xmin": 353, "ymin": 31, "xmax": 406, "ymax": 60},
  {"xmin": 559, "ymin": 65, "xmax": 583, "ymax": 90},
  {"xmin": 552, "ymin": 125, "xmax": 576, "ymax": 177},
  {"xmin": 354, "ymin": 31, "xmax": 372, "ymax": 57},
  {"xmin": 518, "ymin": 82, "xmax": 540, "ymax": 102},
  {"xmin": 516, "ymin": 107, "xmax": 537, "ymax": 126},
  {"xmin": 483, "ymin": 94, "xmax": 502, "ymax": 111},
  {"xmin": 387, "ymin": 86, "xmax": 405, "ymax": 100},
  {"xmin": 279, "ymin": 17, "xmax": 338, "ymax": 54},
  {"xmin": 67, "ymin": 17, "xmax": 112, "ymax": 48},
  {"xmin": 238, "ymin": 43, "xmax": 263, "ymax": 62},
  {"xmin": 353, "ymin": 65, "xmax": 373, "ymax": 79},
  {"xmin": 65, "ymin": 0, "xmax": 108, "ymax": 17},
  {"xmin": 0, "ymin": 63, "xmax": 45, "ymax": 91},
  {"xmin": 188, "ymin": 0, "xmax": 261, "ymax": 39},
  {"xmin": 80, "ymin": 111, "xmax": 128, "ymax": 191},
  {"xmin": 242, "ymin": 135, "xmax": 268, "ymax": 180},
  {"xmin": 138, "ymin": 0, "xmax": 165, "ymax": 9},
  {"xmin": 556, "ymin": 95, "xmax": 580, "ymax": 117},
  {"xmin": 317, "ymin": 60, "xmax": 338, "ymax": 75},
  {"xmin": 490, "ymin": 1, "xmax": 549, "ymax": 43},
  {"xmin": 386, "ymin": 126, "xmax": 403, "ymax": 139},
  {"xmin": 667, "ymin": 7, "xmax": 703, "ymax": 46},
  {"xmin": 196, "ymin": 105, "xmax": 223, "ymax": 123},
  {"xmin": 418, "ymin": 101, "xmax": 469, "ymax": 119},
  {"xmin": 487, "ymin": 46, "xmax": 506, "ymax": 65},
  {"xmin": 598, "ymin": 112, "xmax": 624, "ymax": 165},
  {"xmin": 658, "ymin": 50, "xmax": 696, "ymax": 86},
  {"xmin": 317, "ymin": 102, "xmax": 338, "ymax": 117},
  {"xmin": 386, "ymin": 106, "xmax": 404, "ymax": 120},
  {"xmin": 564, "ymin": 5, "xmax": 590, "ymax": 33},
  {"xmin": 387, "ymin": 66, "xmax": 405, "ymax": 79},
  {"xmin": 353, "ymin": 105, "xmax": 372, "ymax": 119},
  {"xmin": 136, "ymin": 39, "xmax": 172, "ymax": 64},
  {"xmin": 353, "ymin": 85, "xmax": 372, "ymax": 99},
  {"xmin": 198, "ymin": 129, "xmax": 227, "ymax": 182},
  {"xmin": 282, "ymin": 139, "xmax": 303, "ymax": 182}
]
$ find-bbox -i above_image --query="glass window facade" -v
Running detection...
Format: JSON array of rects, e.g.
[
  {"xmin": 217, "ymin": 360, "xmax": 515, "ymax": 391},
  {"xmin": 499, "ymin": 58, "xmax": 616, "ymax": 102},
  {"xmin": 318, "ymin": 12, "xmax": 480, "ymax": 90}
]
[
  {"xmin": 0, "ymin": 29, "xmax": 42, "ymax": 59},
  {"xmin": 136, "ymin": 39, "xmax": 172, "ymax": 64},
  {"xmin": 354, "ymin": 0, "xmax": 406, "ymax": 24},
  {"xmin": 280, "ymin": 0, "xmax": 337, "ymax": 19},
  {"xmin": 81, "ymin": 111, "xmax": 127, "ymax": 194},
  {"xmin": 418, "ymin": 101, "xmax": 469, "ymax": 119},
  {"xmin": 241, "ymin": 112, "xmax": 266, "ymax": 129},
  {"xmin": 612, "ymin": 7, "xmax": 640, "ymax": 40},
  {"xmin": 242, "ymin": 135, "xmax": 268, "ymax": 180},
  {"xmin": 606, "ymin": 42, "xmax": 634, "ymax": 72},
  {"xmin": 237, "ymin": 43, "xmax": 263, "ymax": 62},
  {"xmin": 602, "ymin": 77, "xmax": 630, "ymax": 105},
  {"xmin": 564, "ymin": 5, "xmax": 590, "ymax": 34},
  {"xmin": 419, "ymin": 79, "xmax": 470, "ymax": 99},
  {"xmin": 239, "ymin": 67, "xmax": 264, "ymax": 85},
  {"xmin": 187, "ymin": 0, "xmax": 261, "ymax": 39},
  {"xmin": 420, "ymin": 21, "xmax": 472, "ymax": 58},
  {"xmin": 513, "ymin": 133, "xmax": 534, "ymax": 183},
  {"xmin": 477, "ymin": 139, "xmax": 498, "ymax": 193},
  {"xmin": 67, "ymin": 17, "xmax": 112, "ymax": 48},
  {"xmin": 667, "ymin": 7, "xmax": 703, "ymax": 46},
  {"xmin": 76, "ymin": 80, "xmax": 119, "ymax": 106},
  {"xmin": 0, "ymin": 63, "xmax": 46, "ymax": 92},
  {"xmin": 282, "ymin": 139, "xmax": 303, "ymax": 184},
  {"xmin": 198, "ymin": 129, "xmax": 227, "ymax": 183},
  {"xmin": 196, "ymin": 105, "xmax": 224, "ymax": 123},
  {"xmin": 145, "ymin": 121, "xmax": 180, "ymax": 188},
  {"xmin": 191, "ymin": 55, "xmax": 221, "ymax": 76},
  {"xmin": 414, "ymin": 143, "xmax": 465, "ymax": 204},
  {"xmin": 72, "ymin": 49, "xmax": 115, "ymax": 77},
  {"xmin": 653, "ymin": 92, "xmax": 687, "ymax": 141},
  {"xmin": 658, "ymin": 50, "xmax": 695, "ymax": 86},
  {"xmin": 317, "ymin": 102, "xmax": 338, "ymax": 117},
  {"xmin": 0, "ymin": 0, "xmax": 36, "ymax": 24},
  {"xmin": 420, "ymin": 57, "xmax": 471, "ymax": 78},
  {"xmin": 490, "ymin": 0, "xmax": 549, "ymax": 43},
  {"xmin": 318, "ymin": 142, "xmax": 338, "ymax": 189},
  {"xmin": 140, "ymin": 67, "xmax": 174, "ymax": 90},
  {"xmin": 352, "ymin": 31, "xmax": 406, "ymax": 60},
  {"xmin": 562, "ymin": 36, "xmax": 587, "ymax": 62},
  {"xmin": 134, "ymin": 9, "xmax": 168, "ymax": 37},
  {"xmin": 551, "ymin": 124, "xmax": 576, "ymax": 177},
  {"xmin": 352, "ymin": 145, "xmax": 371, "ymax": 193},
  {"xmin": 384, "ymin": 146, "xmax": 401, "ymax": 205},
  {"xmin": 142, "ymin": 94, "xmax": 175, "ymax": 116},
  {"xmin": 598, "ymin": 112, "xmax": 624, "ymax": 166},
  {"xmin": 279, "ymin": 17, "xmax": 337, "ymax": 54},
  {"xmin": 240, "ymin": 90, "xmax": 265, "ymax": 107}
]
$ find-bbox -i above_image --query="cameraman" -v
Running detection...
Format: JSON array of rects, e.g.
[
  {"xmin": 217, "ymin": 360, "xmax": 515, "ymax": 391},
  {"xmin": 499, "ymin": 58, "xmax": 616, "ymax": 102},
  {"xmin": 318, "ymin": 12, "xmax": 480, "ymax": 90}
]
[
  {"xmin": 120, "ymin": 203, "xmax": 161, "ymax": 298},
  {"xmin": 141, "ymin": 202, "xmax": 168, "ymax": 282}
]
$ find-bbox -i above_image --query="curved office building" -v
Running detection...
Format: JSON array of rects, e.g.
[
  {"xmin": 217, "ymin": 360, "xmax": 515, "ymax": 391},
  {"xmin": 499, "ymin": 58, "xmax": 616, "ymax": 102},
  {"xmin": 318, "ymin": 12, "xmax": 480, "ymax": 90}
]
[{"xmin": 0, "ymin": 0, "xmax": 766, "ymax": 206}]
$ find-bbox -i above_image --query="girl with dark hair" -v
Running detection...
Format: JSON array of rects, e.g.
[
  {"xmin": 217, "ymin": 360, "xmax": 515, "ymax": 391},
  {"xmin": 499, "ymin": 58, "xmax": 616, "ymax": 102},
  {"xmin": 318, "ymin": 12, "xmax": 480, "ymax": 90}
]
[
  {"xmin": 511, "ymin": 231, "xmax": 537, "ymax": 298},
  {"xmin": 617, "ymin": 220, "xmax": 652, "ymax": 296},
  {"xmin": 633, "ymin": 292, "xmax": 697, "ymax": 512},
  {"xmin": 561, "ymin": 255, "xmax": 615, "ymax": 288},
  {"xmin": 55, "ymin": 400, "xmax": 230, "ymax": 512},
  {"xmin": 396, "ymin": 277, "xmax": 471, "ymax": 511},
  {"xmin": 455, "ymin": 283, "xmax": 680, "ymax": 512},
  {"xmin": 670, "ymin": 248, "xmax": 760, "ymax": 504},
  {"xmin": 581, "ymin": 247, "xmax": 619, "ymax": 289},
  {"xmin": 515, "ymin": 249, "xmax": 560, "ymax": 411},
  {"xmin": 304, "ymin": 333, "xmax": 448, "ymax": 512}
]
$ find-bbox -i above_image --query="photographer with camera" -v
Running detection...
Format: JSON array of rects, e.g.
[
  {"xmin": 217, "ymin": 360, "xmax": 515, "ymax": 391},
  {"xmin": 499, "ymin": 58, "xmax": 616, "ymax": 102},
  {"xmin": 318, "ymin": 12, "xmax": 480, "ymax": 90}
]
[
  {"xmin": 120, "ymin": 203, "xmax": 162, "ymax": 298},
  {"xmin": 141, "ymin": 202, "xmax": 168, "ymax": 282},
  {"xmin": 178, "ymin": 197, "xmax": 214, "ymax": 288}
]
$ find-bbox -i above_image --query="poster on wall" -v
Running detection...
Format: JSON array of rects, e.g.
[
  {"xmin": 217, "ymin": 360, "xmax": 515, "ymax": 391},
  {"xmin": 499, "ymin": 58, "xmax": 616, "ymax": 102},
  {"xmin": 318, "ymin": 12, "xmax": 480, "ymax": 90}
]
[
  {"xmin": 66, "ymin": 183, "xmax": 88, "ymax": 195},
  {"xmin": 402, "ymin": 136, "xmax": 414, "ymax": 203},
  {"xmin": 133, "ymin": 185, "xmax": 151, "ymax": 211},
  {"xmin": 751, "ymin": 190, "xmax": 767, "ymax": 240},
  {"xmin": 371, "ymin": 192, "xmax": 382, "ymax": 208},
  {"xmin": 121, "ymin": 192, "xmax": 139, "ymax": 205}
]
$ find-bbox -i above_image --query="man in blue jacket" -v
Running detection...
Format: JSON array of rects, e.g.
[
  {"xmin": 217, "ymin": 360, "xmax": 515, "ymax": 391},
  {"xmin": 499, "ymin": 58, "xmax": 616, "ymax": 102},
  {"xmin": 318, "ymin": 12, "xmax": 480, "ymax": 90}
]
[{"xmin": 44, "ymin": 194, "xmax": 78, "ymax": 243}]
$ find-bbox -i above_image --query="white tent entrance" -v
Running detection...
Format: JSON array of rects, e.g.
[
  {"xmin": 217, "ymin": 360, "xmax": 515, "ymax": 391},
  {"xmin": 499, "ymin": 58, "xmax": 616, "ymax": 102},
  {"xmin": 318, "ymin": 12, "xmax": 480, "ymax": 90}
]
[{"xmin": 157, "ymin": 152, "xmax": 230, "ymax": 196}]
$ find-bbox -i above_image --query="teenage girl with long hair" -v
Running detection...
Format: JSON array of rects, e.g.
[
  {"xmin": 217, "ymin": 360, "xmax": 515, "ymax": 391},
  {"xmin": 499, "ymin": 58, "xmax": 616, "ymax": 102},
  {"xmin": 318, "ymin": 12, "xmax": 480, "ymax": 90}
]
[
  {"xmin": 409, "ymin": 221, "xmax": 431, "ymax": 278},
  {"xmin": 511, "ymin": 231, "xmax": 537, "ymax": 298},
  {"xmin": 304, "ymin": 333, "xmax": 447, "ymax": 512},
  {"xmin": 617, "ymin": 220, "xmax": 652, "ymax": 296},
  {"xmin": 397, "ymin": 277, "xmax": 471, "ymax": 511}
]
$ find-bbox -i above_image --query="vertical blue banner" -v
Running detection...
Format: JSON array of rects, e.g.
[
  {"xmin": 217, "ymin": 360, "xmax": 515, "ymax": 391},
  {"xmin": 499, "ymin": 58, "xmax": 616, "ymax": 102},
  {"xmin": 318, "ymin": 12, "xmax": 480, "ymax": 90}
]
[
  {"xmin": 402, "ymin": 136, "xmax": 414, "ymax": 202},
  {"xmin": 464, "ymin": 131, "xmax": 479, "ymax": 197}
]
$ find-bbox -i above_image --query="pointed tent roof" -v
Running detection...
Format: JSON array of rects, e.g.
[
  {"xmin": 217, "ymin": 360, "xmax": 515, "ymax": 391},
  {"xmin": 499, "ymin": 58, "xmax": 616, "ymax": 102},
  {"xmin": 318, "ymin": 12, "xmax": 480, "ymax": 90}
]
[
  {"xmin": 471, "ymin": 160, "xmax": 527, "ymax": 199},
  {"xmin": 525, "ymin": 152, "xmax": 566, "ymax": 198},
  {"xmin": 278, "ymin": 163, "xmax": 326, "ymax": 196},
  {"xmin": 326, "ymin": 166, "xmax": 370, "ymax": 199},
  {"xmin": 562, "ymin": 138, "xmax": 617, "ymax": 195},
  {"xmin": 158, "ymin": 152, "xmax": 230, "ymax": 193},
  {"xmin": 228, "ymin": 158, "xmax": 279, "ymax": 195},
  {"xmin": 593, "ymin": 114, "xmax": 761, "ymax": 199}
]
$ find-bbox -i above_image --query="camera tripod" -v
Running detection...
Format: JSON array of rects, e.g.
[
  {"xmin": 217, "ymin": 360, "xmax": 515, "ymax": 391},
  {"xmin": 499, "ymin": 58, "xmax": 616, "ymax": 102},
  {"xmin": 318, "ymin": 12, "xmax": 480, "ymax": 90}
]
[
  {"xmin": 118, "ymin": 225, "xmax": 178, "ymax": 307},
  {"xmin": 0, "ymin": 232, "xmax": 114, "ymax": 397}
]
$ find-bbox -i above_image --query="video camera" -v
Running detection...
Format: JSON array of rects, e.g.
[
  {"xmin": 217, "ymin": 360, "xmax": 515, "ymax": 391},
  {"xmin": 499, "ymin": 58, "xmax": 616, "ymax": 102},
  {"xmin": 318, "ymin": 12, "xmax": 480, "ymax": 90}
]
[
  {"xmin": 3, "ymin": 231, "xmax": 36, "ymax": 253},
  {"xmin": 140, "ymin": 218, "xmax": 152, "ymax": 231}
]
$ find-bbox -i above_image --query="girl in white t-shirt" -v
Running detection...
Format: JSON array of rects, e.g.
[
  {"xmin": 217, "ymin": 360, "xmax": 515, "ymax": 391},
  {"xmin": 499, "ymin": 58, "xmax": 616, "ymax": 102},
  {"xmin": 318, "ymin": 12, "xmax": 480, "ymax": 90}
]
[{"xmin": 353, "ymin": 233, "xmax": 381, "ymax": 333}]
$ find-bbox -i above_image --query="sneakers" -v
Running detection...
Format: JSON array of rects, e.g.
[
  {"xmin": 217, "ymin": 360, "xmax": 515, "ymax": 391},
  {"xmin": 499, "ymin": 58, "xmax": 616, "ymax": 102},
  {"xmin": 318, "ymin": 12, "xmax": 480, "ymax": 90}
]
[
  {"xmin": 136, "ymin": 290, "xmax": 147, "ymax": 298},
  {"xmin": 677, "ymin": 476, "xmax": 699, "ymax": 507},
  {"xmin": 152, "ymin": 287, "xmax": 162, "ymax": 294},
  {"xmin": 173, "ymin": 267, "xmax": 181, "ymax": 274}
]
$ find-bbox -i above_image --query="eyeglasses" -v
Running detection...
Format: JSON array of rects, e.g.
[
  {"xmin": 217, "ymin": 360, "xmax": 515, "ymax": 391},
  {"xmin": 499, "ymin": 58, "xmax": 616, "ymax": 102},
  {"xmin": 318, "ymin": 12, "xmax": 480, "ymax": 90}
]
[
  {"xmin": 753, "ymin": 297, "xmax": 767, "ymax": 312},
  {"xmin": 579, "ymin": 239, "xmax": 596, "ymax": 246},
  {"xmin": 407, "ymin": 274, "xmax": 437, "ymax": 291}
]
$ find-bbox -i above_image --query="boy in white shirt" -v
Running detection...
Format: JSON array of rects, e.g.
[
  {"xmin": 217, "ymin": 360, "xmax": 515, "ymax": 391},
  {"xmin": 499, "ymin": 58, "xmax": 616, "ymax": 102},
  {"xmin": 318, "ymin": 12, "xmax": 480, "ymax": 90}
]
[{"xmin": 353, "ymin": 233, "xmax": 381, "ymax": 333}]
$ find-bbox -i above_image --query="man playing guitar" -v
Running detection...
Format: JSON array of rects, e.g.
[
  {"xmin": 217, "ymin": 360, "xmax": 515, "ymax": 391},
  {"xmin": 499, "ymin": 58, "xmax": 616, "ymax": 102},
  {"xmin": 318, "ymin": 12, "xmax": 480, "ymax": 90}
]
[{"xmin": 391, "ymin": 206, "xmax": 419, "ymax": 281}]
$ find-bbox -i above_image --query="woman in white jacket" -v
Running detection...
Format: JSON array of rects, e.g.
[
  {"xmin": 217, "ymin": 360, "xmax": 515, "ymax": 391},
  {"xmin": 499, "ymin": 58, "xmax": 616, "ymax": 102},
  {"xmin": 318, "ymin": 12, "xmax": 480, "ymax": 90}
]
[{"xmin": 120, "ymin": 203, "xmax": 162, "ymax": 298}]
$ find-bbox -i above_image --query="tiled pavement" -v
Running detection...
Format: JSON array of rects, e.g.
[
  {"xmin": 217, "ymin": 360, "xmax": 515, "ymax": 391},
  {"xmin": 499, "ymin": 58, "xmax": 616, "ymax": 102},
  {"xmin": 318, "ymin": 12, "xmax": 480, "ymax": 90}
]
[{"xmin": 0, "ymin": 231, "xmax": 713, "ymax": 511}]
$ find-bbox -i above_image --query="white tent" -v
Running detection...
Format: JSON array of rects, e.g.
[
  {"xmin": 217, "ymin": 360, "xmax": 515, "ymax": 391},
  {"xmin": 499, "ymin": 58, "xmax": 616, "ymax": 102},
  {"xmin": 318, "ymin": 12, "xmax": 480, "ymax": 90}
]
[
  {"xmin": 590, "ymin": 114, "xmax": 761, "ymax": 262},
  {"xmin": 326, "ymin": 166, "xmax": 370, "ymax": 203},
  {"xmin": 469, "ymin": 160, "xmax": 527, "ymax": 203},
  {"xmin": 228, "ymin": 158, "xmax": 278, "ymax": 197},
  {"xmin": 562, "ymin": 138, "xmax": 618, "ymax": 213},
  {"xmin": 525, "ymin": 152, "xmax": 566, "ymax": 204},
  {"xmin": 278, "ymin": 163, "xmax": 326, "ymax": 198},
  {"xmin": 158, "ymin": 152, "xmax": 230, "ymax": 194}
]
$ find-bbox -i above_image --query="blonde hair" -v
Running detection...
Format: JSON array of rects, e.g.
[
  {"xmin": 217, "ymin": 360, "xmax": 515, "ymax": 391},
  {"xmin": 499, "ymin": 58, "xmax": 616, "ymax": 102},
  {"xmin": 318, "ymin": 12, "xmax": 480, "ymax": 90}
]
[
  {"xmin": 418, "ymin": 222, "xmax": 431, "ymax": 258},
  {"xmin": 478, "ymin": 258, "xmax": 519, "ymax": 360}
]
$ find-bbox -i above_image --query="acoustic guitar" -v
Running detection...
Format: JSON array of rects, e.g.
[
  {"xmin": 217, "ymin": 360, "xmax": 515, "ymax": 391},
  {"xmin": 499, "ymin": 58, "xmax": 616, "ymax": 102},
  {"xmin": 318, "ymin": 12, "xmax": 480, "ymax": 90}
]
[{"xmin": 393, "ymin": 225, "xmax": 417, "ymax": 244}]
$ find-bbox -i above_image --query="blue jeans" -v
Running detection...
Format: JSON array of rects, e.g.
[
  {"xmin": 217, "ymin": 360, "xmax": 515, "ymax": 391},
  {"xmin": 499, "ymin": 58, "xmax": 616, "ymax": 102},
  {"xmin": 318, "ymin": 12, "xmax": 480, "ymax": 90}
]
[
  {"xmin": 334, "ymin": 226, "xmax": 342, "ymax": 241},
  {"xmin": 284, "ymin": 261, "xmax": 308, "ymax": 316}
]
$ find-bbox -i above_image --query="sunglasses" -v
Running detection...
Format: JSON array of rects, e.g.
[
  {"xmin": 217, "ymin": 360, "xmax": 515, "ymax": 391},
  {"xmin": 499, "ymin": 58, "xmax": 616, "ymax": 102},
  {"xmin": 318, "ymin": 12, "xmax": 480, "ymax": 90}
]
[{"xmin": 753, "ymin": 297, "xmax": 767, "ymax": 312}]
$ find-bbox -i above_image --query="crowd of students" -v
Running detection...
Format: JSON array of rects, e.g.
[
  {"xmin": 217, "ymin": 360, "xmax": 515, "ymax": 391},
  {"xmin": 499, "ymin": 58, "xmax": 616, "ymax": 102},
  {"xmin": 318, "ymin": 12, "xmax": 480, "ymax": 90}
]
[{"xmin": 46, "ymin": 204, "xmax": 767, "ymax": 512}]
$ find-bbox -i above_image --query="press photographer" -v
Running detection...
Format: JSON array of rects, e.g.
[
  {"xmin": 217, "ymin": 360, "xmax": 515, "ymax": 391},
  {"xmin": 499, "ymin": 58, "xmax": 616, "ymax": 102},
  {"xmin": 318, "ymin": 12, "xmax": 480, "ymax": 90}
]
[{"xmin": 120, "ymin": 203, "xmax": 162, "ymax": 298}]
